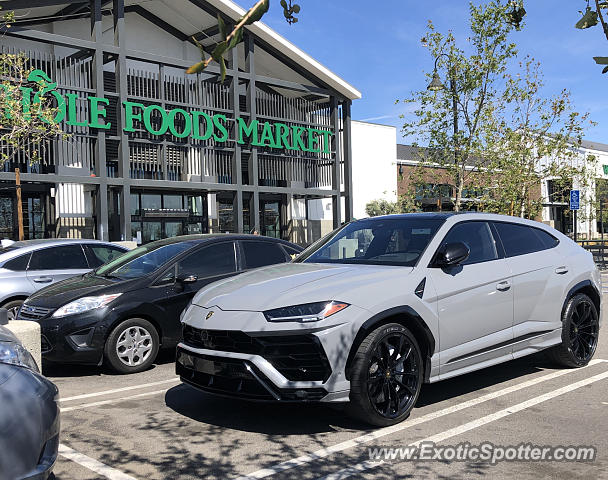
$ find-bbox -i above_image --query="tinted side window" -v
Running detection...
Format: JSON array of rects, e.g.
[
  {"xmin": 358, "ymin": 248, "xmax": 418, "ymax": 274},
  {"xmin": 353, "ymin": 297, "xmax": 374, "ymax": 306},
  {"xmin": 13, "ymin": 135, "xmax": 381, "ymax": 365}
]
[
  {"xmin": 2, "ymin": 253, "xmax": 31, "ymax": 271},
  {"xmin": 85, "ymin": 245, "xmax": 126, "ymax": 268},
  {"xmin": 493, "ymin": 222, "xmax": 552, "ymax": 257},
  {"xmin": 243, "ymin": 241, "xmax": 288, "ymax": 269},
  {"xmin": 441, "ymin": 221, "xmax": 498, "ymax": 265},
  {"xmin": 177, "ymin": 242, "xmax": 236, "ymax": 278},
  {"xmin": 532, "ymin": 228, "xmax": 559, "ymax": 250},
  {"xmin": 29, "ymin": 245, "xmax": 88, "ymax": 270}
]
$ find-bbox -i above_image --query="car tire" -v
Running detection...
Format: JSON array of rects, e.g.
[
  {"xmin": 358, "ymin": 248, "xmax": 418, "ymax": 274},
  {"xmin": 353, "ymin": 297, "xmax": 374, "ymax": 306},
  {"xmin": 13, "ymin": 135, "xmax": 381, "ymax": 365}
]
[
  {"xmin": 547, "ymin": 293, "xmax": 599, "ymax": 368},
  {"xmin": 348, "ymin": 323, "xmax": 423, "ymax": 427},
  {"xmin": 104, "ymin": 318, "xmax": 159, "ymax": 374},
  {"xmin": 2, "ymin": 299, "xmax": 24, "ymax": 321}
]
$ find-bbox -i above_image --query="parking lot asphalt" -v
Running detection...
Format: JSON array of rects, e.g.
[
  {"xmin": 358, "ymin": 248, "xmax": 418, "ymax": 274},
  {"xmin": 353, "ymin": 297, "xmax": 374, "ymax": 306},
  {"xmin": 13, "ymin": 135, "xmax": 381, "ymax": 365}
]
[{"xmin": 48, "ymin": 292, "xmax": 608, "ymax": 480}]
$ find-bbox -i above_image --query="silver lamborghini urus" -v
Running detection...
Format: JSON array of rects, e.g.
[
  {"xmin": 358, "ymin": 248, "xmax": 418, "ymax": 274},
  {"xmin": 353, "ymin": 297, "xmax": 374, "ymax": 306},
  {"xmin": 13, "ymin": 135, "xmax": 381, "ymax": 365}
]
[{"xmin": 177, "ymin": 213, "xmax": 601, "ymax": 426}]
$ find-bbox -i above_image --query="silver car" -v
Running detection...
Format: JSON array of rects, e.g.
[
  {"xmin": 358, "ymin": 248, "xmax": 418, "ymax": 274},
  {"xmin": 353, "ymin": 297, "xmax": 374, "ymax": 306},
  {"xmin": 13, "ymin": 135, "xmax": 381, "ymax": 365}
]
[
  {"xmin": 0, "ymin": 239, "xmax": 128, "ymax": 320},
  {"xmin": 178, "ymin": 213, "xmax": 602, "ymax": 426}
]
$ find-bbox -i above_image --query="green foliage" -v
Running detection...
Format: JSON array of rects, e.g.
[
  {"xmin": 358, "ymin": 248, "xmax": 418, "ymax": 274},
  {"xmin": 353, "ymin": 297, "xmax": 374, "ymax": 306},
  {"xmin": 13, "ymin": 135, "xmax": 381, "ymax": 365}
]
[
  {"xmin": 365, "ymin": 199, "xmax": 400, "ymax": 217},
  {"xmin": 187, "ymin": 0, "xmax": 298, "ymax": 80},
  {"xmin": 365, "ymin": 194, "xmax": 421, "ymax": 217},
  {"xmin": 0, "ymin": 9, "xmax": 67, "ymax": 167},
  {"xmin": 482, "ymin": 58, "xmax": 594, "ymax": 219},
  {"xmin": 400, "ymin": 1, "xmax": 519, "ymax": 212},
  {"xmin": 280, "ymin": 0, "xmax": 301, "ymax": 24}
]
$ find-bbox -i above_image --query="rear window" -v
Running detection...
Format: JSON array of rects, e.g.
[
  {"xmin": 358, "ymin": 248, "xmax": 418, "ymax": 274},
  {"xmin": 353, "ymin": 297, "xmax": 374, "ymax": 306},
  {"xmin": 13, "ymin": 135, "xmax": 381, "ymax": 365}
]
[
  {"xmin": 242, "ymin": 241, "xmax": 288, "ymax": 269},
  {"xmin": 2, "ymin": 253, "xmax": 30, "ymax": 271},
  {"xmin": 493, "ymin": 222, "xmax": 558, "ymax": 257},
  {"xmin": 85, "ymin": 245, "xmax": 126, "ymax": 268}
]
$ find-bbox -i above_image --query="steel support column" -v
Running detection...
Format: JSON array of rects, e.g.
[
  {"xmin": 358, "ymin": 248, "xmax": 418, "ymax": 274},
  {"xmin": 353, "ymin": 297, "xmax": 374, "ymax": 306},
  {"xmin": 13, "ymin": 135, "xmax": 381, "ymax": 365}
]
[
  {"xmin": 246, "ymin": 33, "xmax": 260, "ymax": 234},
  {"xmin": 342, "ymin": 100, "xmax": 354, "ymax": 222},
  {"xmin": 90, "ymin": 0, "xmax": 108, "ymax": 240},
  {"xmin": 229, "ymin": 46, "xmax": 244, "ymax": 234},
  {"xmin": 113, "ymin": 0, "xmax": 131, "ymax": 241},
  {"xmin": 331, "ymin": 97, "xmax": 342, "ymax": 229}
]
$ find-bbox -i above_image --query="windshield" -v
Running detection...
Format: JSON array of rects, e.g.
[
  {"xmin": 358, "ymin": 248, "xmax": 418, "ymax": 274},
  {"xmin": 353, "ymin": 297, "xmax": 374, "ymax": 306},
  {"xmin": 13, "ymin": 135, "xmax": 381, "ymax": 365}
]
[
  {"xmin": 297, "ymin": 217, "xmax": 445, "ymax": 267},
  {"xmin": 96, "ymin": 242, "xmax": 192, "ymax": 279}
]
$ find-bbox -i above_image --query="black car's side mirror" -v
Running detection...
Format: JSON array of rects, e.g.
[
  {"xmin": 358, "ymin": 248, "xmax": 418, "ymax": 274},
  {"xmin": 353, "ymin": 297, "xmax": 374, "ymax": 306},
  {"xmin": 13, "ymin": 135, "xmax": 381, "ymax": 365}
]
[
  {"xmin": 433, "ymin": 242, "xmax": 470, "ymax": 268},
  {"xmin": 176, "ymin": 274, "xmax": 198, "ymax": 284}
]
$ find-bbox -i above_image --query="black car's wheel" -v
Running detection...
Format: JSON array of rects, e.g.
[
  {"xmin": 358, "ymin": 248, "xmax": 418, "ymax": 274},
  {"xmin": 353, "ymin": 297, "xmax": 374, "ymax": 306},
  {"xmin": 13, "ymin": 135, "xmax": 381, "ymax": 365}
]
[
  {"xmin": 348, "ymin": 323, "xmax": 423, "ymax": 427},
  {"xmin": 2, "ymin": 299, "xmax": 24, "ymax": 321},
  {"xmin": 104, "ymin": 318, "xmax": 159, "ymax": 374},
  {"xmin": 547, "ymin": 293, "xmax": 599, "ymax": 368}
]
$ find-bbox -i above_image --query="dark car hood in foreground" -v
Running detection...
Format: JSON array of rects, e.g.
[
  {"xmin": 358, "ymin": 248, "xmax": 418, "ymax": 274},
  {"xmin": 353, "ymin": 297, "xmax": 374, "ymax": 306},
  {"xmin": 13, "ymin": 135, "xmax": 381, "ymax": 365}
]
[{"xmin": 25, "ymin": 273, "xmax": 143, "ymax": 309}]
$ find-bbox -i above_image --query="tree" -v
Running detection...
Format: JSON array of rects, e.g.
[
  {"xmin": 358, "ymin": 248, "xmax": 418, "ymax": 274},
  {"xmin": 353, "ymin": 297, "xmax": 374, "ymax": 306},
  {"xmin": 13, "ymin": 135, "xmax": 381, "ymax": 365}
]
[
  {"xmin": 400, "ymin": 1, "xmax": 520, "ymax": 212},
  {"xmin": 187, "ymin": 0, "xmax": 300, "ymax": 80},
  {"xmin": 0, "ymin": 8, "xmax": 67, "ymax": 167},
  {"xmin": 573, "ymin": 0, "xmax": 608, "ymax": 73},
  {"xmin": 483, "ymin": 58, "xmax": 594, "ymax": 219},
  {"xmin": 365, "ymin": 199, "xmax": 400, "ymax": 217}
]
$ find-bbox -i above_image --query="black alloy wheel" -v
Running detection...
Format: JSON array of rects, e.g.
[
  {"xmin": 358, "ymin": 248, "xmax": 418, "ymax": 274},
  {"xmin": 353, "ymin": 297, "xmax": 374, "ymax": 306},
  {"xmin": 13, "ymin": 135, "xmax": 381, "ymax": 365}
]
[
  {"xmin": 548, "ymin": 293, "xmax": 599, "ymax": 368},
  {"xmin": 567, "ymin": 296, "xmax": 599, "ymax": 363},
  {"xmin": 349, "ymin": 323, "xmax": 423, "ymax": 426}
]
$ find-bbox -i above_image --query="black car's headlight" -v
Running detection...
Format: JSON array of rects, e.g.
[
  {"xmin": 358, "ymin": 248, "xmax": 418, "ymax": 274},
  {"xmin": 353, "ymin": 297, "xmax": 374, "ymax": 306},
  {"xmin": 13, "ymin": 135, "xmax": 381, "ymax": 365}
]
[
  {"xmin": 264, "ymin": 301, "xmax": 349, "ymax": 323},
  {"xmin": 0, "ymin": 341, "xmax": 39, "ymax": 372},
  {"xmin": 52, "ymin": 293, "xmax": 122, "ymax": 318}
]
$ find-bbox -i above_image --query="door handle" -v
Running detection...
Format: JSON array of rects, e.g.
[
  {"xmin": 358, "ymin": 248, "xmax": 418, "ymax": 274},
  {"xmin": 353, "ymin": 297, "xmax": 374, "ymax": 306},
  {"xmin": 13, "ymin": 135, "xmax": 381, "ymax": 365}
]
[
  {"xmin": 555, "ymin": 266, "xmax": 569, "ymax": 275},
  {"xmin": 496, "ymin": 281, "xmax": 511, "ymax": 292},
  {"xmin": 33, "ymin": 277, "xmax": 53, "ymax": 283}
]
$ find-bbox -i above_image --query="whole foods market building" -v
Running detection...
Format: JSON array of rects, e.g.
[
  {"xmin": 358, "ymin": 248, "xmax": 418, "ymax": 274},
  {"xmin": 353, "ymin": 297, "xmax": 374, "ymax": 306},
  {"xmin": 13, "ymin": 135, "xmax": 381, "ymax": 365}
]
[{"xmin": 1, "ymin": 0, "xmax": 360, "ymax": 245}]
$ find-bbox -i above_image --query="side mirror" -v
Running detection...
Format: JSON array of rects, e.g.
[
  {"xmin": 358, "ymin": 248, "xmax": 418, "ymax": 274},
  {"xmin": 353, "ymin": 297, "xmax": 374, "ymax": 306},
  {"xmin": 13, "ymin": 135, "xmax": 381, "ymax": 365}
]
[
  {"xmin": 434, "ymin": 242, "xmax": 470, "ymax": 267},
  {"xmin": 176, "ymin": 273, "xmax": 198, "ymax": 284}
]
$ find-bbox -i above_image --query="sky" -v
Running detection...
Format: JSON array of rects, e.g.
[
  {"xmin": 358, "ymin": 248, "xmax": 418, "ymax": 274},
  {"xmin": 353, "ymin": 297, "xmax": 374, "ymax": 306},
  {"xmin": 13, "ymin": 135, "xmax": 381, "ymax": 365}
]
[{"xmin": 260, "ymin": 0, "xmax": 608, "ymax": 145}]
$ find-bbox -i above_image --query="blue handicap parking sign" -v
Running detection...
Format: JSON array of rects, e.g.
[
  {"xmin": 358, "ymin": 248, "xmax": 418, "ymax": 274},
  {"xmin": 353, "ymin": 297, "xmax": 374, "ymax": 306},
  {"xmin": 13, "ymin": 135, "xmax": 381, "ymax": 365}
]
[{"xmin": 570, "ymin": 190, "xmax": 580, "ymax": 210}]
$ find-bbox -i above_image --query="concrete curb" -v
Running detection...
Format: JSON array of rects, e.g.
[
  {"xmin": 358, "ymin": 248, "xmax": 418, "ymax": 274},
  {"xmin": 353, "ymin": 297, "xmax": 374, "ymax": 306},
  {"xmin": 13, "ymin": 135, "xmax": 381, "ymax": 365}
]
[{"xmin": 5, "ymin": 320, "xmax": 42, "ymax": 370}]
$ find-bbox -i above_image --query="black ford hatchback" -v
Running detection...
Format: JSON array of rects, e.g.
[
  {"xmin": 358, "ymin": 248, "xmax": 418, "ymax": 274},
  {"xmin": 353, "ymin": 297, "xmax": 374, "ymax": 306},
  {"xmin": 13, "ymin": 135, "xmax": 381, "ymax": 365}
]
[{"xmin": 19, "ymin": 234, "xmax": 302, "ymax": 373}]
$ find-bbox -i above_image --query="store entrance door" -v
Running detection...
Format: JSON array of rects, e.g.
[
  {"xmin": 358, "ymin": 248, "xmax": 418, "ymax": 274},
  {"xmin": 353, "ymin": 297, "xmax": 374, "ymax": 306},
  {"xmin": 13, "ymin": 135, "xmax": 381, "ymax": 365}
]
[
  {"xmin": 259, "ymin": 199, "xmax": 281, "ymax": 238},
  {"xmin": 0, "ymin": 186, "xmax": 50, "ymax": 240}
]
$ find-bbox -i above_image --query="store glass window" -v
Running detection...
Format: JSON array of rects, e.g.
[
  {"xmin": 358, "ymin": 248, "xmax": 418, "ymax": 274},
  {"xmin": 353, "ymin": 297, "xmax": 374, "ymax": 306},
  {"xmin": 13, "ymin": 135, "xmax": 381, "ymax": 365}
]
[
  {"xmin": 141, "ymin": 194, "xmax": 161, "ymax": 211},
  {"xmin": 143, "ymin": 222, "xmax": 162, "ymax": 243},
  {"xmin": 131, "ymin": 223, "xmax": 142, "ymax": 243},
  {"xmin": 165, "ymin": 222, "xmax": 183, "ymax": 238},
  {"xmin": 164, "ymin": 195, "xmax": 183, "ymax": 210},
  {"xmin": 218, "ymin": 201, "xmax": 235, "ymax": 233},
  {"xmin": 130, "ymin": 193, "xmax": 140, "ymax": 215},
  {"xmin": 186, "ymin": 223, "xmax": 201, "ymax": 234},
  {"xmin": 188, "ymin": 196, "xmax": 203, "ymax": 215}
]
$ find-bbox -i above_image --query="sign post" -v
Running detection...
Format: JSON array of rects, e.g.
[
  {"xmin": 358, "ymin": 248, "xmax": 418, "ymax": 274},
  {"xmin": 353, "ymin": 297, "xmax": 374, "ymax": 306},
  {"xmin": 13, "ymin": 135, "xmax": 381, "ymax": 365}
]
[{"xmin": 570, "ymin": 190, "xmax": 580, "ymax": 242}]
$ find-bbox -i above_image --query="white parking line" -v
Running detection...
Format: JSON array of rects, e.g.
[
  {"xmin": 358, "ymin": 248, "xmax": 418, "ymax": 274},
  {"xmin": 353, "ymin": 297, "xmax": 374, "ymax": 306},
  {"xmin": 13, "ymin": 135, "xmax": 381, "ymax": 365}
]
[
  {"xmin": 59, "ymin": 444, "xmax": 137, "ymax": 480},
  {"xmin": 235, "ymin": 359, "xmax": 607, "ymax": 480},
  {"xmin": 61, "ymin": 388, "xmax": 171, "ymax": 412},
  {"xmin": 318, "ymin": 369, "xmax": 608, "ymax": 480},
  {"xmin": 60, "ymin": 378, "xmax": 180, "ymax": 403}
]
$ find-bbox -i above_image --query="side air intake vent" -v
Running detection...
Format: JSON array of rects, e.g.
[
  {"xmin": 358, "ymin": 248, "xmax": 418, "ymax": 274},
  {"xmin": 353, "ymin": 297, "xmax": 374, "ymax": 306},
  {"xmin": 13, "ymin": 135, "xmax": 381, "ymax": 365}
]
[{"xmin": 415, "ymin": 278, "xmax": 426, "ymax": 299}]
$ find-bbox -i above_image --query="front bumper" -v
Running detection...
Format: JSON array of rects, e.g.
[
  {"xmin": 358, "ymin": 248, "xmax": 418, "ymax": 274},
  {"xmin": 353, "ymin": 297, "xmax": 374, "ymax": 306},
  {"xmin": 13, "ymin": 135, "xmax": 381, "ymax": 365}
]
[
  {"xmin": 176, "ymin": 347, "xmax": 330, "ymax": 401},
  {"xmin": 177, "ymin": 304, "xmax": 372, "ymax": 403},
  {"xmin": 19, "ymin": 306, "xmax": 118, "ymax": 365}
]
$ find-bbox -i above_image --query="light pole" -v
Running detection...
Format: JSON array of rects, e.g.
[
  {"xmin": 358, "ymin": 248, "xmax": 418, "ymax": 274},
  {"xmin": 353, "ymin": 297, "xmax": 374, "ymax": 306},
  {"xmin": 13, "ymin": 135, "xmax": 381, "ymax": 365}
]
[{"xmin": 427, "ymin": 54, "xmax": 461, "ymax": 211}]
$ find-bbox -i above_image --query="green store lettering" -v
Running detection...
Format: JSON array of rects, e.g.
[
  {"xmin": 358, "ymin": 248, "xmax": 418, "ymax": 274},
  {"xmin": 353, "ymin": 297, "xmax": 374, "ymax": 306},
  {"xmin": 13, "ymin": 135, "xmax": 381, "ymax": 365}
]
[{"xmin": 3, "ymin": 69, "xmax": 333, "ymax": 154}]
